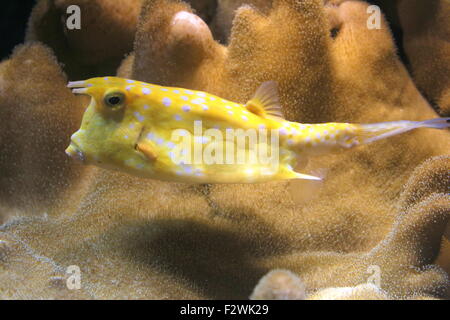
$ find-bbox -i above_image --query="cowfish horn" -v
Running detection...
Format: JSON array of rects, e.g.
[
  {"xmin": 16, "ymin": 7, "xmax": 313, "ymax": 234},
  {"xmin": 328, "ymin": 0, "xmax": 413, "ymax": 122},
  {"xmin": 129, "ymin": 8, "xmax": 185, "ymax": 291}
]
[{"xmin": 67, "ymin": 80, "xmax": 90, "ymax": 94}]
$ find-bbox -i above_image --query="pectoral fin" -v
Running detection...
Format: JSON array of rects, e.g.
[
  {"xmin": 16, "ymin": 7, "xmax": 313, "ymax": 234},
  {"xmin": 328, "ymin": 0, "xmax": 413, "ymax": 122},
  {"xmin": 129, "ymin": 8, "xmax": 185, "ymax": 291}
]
[{"xmin": 136, "ymin": 142, "xmax": 158, "ymax": 161}]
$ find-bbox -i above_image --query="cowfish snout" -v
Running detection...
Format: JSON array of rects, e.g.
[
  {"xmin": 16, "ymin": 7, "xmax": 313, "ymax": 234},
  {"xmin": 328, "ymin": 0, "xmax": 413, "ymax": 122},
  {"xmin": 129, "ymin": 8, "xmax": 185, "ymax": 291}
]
[{"xmin": 65, "ymin": 131, "xmax": 86, "ymax": 163}]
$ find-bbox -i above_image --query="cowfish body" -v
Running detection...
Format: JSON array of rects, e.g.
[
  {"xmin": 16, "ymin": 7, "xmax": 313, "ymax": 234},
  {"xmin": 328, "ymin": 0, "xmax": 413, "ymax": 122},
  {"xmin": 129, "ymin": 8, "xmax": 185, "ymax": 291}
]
[{"xmin": 66, "ymin": 77, "xmax": 450, "ymax": 183}]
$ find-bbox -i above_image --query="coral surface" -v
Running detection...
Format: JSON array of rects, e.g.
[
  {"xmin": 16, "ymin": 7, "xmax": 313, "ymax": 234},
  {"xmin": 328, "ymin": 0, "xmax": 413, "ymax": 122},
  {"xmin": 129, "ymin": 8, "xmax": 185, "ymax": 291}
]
[
  {"xmin": 397, "ymin": 0, "xmax": 450, "ymax": 116},
  {"xmin": 26, "ymin": 0, "xmax": 143, "ymax": 79},
  {"xmin": 0, "ymin": 0, "xmax": 449, "ymax": 299}
]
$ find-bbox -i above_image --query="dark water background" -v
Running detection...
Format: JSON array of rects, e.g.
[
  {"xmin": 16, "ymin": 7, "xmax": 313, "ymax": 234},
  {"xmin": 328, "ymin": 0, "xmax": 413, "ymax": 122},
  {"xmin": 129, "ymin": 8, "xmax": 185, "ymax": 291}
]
[{"xmin": 0, "ymin": 0, "xmax": 36, "ymax": 60}]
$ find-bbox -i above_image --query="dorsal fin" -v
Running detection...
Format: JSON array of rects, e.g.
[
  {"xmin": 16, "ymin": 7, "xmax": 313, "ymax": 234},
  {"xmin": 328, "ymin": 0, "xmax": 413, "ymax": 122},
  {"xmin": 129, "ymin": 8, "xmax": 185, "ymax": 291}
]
[{"xmin": 245, "ymin": 81, "xmax": 284, "ymax": 120}]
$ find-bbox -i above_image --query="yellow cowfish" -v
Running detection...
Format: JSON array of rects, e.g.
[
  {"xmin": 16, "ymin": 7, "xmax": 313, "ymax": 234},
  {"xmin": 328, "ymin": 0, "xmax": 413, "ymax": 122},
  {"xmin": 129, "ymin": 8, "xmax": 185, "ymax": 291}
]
[{"xmin": 66, "ymin": 77, "xmax": 449, "ymax": 183}]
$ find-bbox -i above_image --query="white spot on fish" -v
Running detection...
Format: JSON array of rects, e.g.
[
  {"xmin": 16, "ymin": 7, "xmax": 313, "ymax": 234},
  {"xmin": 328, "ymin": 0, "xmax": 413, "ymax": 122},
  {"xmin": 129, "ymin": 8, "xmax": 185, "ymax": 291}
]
[
  {"xmin": 136, "ymin": 163, "xmax": 144, "ymax": 169},
  {"xmin": 209, "ymin": 97, "xmax": 216, "ymax": 101},
  {"xmin": 173, "ymin": 89, "xmax": 180, "ymax": 94},
  {"xmin": 143, "ymin": 104, "xmax": 150, "ymax": 110},
  {"xmin": 104, "ymin": 77, "xmax": 109, "ymax": 81},
  {"xmin": 182, "ymin": 105, "xmax": 191, "ymax": 112},
  {"xmin": 126, "ymin": 85, "xmax": 133, "ymax": 91},
  {"xmin": 259, "ymin": 124, "xmax": 266, "ymax": 130},
  {"xmin": 161, "ymin": 88, "xmax": 168, "ymax": 92},
  {"xmin": 225, "ymin": 105, "xmax": 232, "ymax": 109},
  {"xmin": 184, "ymin": 90, "xmax": 194, "ymax": 95},
  {"xmin": 129, "ymin": 123, "xmax": 135, "ymax": 129},
  {"xmin": 228, "ymin": 111, "xmax": 233, "ymax": 115},
  {"xmin": 134, "ymin": 112, "xmax": 145, "ymax": 122},
  {"xmin": 287, "ymin": 139, "xmax": 294, "ymax": 145},
  {"xmin": 194, "ymin": 170, "xmax": 204, "ymax": 177},
  {"xmin": 181, "ymin": 96, "xmax": 189, "ymax": 101},
  {"xmin": 279, "ymin": 128, "xmax": 288, "ymax": 136},
  {"xmin": 167, "ymin": 141, "xmax": 176, "ymax": 149},
  {"xmin": 126, "ymin": 79, "xmax": 134, "ymax": 83},
  {"xmin": 156, "ymin": 137, "xmax": 164, "ymax": 145},
  {"xmin": 147, "ymin": 133, "xmax": 155, "ymax": 140},
  {"xmin": 124, "ymin": 135, "xmax": 129, "ymax": 139},
  {"xmin": 174, "ymin": 114, "xmax": 182, "ymax": 121},
  {"xmin": 242, "ymin": 115, "xmax": 248, "ymax": 121},
  {"xmin": 142, "ymin": 88, "xmax": 151, "ymax": 95},
  {"xmin": 191, "ymin": 98, "xmax": 205, "ymax": 104},
  {"xmin": 183, "ymin": 165, "xmax": 193, "ymax": 174},
  {"xmin": 196, "ymin": 92, "xmax": 206, "ymax": 97},
  {"xmin": 201, "ymin": 105, "xmax": 209, "ymax": 111},
  {"xmin": 162, "ymin": 97, "xmax": 171, "ymax": 107}
]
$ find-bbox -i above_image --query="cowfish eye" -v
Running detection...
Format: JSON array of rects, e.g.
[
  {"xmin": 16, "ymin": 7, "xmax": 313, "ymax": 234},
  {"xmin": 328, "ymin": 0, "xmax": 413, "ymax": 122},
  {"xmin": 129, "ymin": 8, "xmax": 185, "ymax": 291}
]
[{"xmin": 104, "ymin": 92, "xmax": 125, "ymax": 109}]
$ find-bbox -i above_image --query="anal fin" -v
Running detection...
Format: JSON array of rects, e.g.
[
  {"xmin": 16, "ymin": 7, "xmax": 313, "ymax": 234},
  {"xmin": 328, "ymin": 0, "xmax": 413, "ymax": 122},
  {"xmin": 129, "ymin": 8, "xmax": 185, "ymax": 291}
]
[
  {"xmin": 282, "ymin": 165, "xmax": 322, "ymax": 181},
  {"xmin": 293, "ymin": 172, "xmax": 322, "ymax": 181}
]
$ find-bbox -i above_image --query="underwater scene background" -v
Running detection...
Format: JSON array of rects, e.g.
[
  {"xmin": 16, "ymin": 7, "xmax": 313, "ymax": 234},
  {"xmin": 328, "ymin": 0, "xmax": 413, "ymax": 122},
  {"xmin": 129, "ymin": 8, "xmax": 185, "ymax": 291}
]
[{"xmin": 0, "ymin": 0, "xmax": 449, "ymax": 299}]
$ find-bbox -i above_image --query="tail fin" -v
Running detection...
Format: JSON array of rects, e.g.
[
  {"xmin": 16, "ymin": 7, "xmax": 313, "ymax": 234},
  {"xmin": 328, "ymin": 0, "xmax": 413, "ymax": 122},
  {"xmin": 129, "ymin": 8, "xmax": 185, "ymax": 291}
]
[
  {"xmin": 359, "ymin": 117, "xmax": 449, "ymax": 145},
  {"xmin": 418, "ymin": 117, "xmax": 450, "ymax": 129}
]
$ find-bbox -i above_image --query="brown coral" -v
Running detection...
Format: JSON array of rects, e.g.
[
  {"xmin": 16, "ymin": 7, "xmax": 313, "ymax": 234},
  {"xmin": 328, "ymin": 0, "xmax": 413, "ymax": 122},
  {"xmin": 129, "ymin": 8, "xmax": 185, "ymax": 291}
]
[
  {"xmin": 210, "ymin": 0, "xmax": 272, "ymax": 43},
  {"xmin": 0, "ymin": 0, "xmax": 449, "ymax": 300},
  {"xmin": 250, "ymin": 269, "xmax": 307, "ymax": 300},
  {"xmin": 255, "ymin": 156, "xmax": 450, "ymax": 299},
  {"xmin": 26, "ymin": 0, "xmax": 142, "ymax": 79},
  {"xmin": 397, "ymin": 0, "xmax": 450, "ymax": 116},
  {"xmin": 0, "ymin": 43, "xmax": 92, "ymax": 218},
  {"xmin": 258, "ymin": 190, "xmax": 450, "ymax": 299}
]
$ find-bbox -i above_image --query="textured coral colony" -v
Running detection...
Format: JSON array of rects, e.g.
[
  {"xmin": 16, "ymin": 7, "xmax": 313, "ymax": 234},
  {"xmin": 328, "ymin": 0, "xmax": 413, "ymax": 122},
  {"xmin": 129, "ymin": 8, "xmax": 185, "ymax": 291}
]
[{"xmin": 0, "ymin": 0, "xmax": 449, "ymax": 300}]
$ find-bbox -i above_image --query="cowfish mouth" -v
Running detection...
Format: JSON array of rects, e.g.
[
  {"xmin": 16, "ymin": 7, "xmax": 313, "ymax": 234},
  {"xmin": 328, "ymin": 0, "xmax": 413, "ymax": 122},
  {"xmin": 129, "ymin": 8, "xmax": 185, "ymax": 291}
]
[{"xmin": 65, "ymin": 140, "xmax": 86, "ymax": 163}]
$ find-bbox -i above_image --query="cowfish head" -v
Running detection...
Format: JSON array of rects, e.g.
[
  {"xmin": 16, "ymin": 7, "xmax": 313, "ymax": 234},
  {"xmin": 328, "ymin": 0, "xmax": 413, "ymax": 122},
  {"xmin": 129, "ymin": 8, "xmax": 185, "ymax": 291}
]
[{"xmin": 66, "ymin": 77, "xmax": 147, "ymax": 171}]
